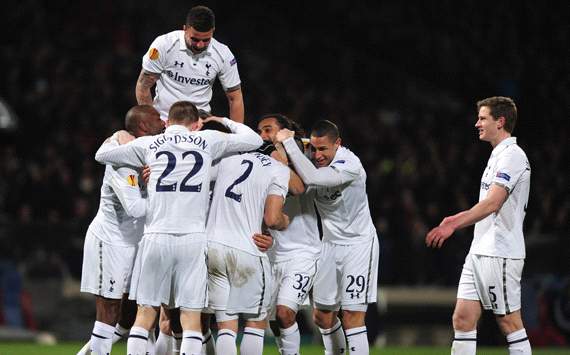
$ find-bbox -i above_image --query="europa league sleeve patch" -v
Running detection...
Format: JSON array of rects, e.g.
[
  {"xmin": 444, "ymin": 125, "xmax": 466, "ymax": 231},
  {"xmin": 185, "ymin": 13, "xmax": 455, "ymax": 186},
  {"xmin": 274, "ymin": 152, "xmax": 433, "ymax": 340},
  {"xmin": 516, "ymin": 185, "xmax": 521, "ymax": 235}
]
[
  {"xmin": 127, "ymin": 175, "xmax": 138, "ymax": 187},
  {"xmin": 149, "ymin": 48, "xmax": 160, "ymax": 60}
]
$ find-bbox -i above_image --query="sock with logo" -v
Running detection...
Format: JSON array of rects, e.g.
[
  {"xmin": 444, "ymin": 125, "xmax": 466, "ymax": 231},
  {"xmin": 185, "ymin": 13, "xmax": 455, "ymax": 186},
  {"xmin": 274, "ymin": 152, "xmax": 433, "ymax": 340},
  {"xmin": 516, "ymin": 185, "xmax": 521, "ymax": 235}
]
[
  {"xmin": 279, "ymin": 323, "xmax": 300, "ymax": 355},
  {"xmin": 180, "ymin": 330, "xmax": 203, "ymax": 355},
  {"xmin": 345, "ymin": 326, "xmax": 369, "ymax": 355},
  {"xmin": 452, "ymin": 329, "xmax": 477, "ymax": 355},
  {"xmin": 89, "ymin": 321, "xmax": 115, "ymax": 355},
  {"xmin": 216, "ymin": 329, "xmax": 237, "ymax": 355},
  {"xmin": 507, "ymin": 328, "xmax": 531, "ymax": 355},
  {"xmin": 127, "ymin": 326, "xmax": 148, "ymax": 355},
  {"xmin": 240, "ymin": 327, "xmax": 265, "ymax": 355},
  {"xmin": 319, "ymin": 318, "xmax": 346, "ymax": 355}
]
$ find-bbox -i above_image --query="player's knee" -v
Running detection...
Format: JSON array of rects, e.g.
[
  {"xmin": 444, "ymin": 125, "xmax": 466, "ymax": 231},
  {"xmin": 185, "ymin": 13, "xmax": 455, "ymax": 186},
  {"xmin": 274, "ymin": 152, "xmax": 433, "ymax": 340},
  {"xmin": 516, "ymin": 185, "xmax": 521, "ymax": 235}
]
[
  {"xmin": 495, "ymin": 312, "xmax": 523, "ymax": 335},
  {"xmin": 276, "ymin": 305, "xmax": 296, "ymax": 328},
  {"xmin": 341, "ymin": 310, "xmax": 365, "ymax": 328},
  {"xmin": 313, "ymin": 309, "xmax": 335, "ymax": 329},
  {"xmin": 452, "ymin": 310, "xmax": 476, "ymax": 331}
]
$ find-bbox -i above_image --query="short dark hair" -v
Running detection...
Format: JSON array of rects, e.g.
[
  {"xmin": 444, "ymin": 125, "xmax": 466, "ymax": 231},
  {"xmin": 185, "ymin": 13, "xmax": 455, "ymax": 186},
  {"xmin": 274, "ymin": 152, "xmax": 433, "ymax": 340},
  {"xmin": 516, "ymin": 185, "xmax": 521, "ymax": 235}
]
[
  {"xmin": 477, "ymin": 96, "xmax": 518, "ymax": 133},
  {"xmin": 201, "ymin": 120, "xmax": 231, "ymax": 133},
  {"xmin": 186, "ymin": 6, "xmax": 215, "ymax": 32},
  {"xmin": 125, "ymin": 105, "xmax": 158, "ymax": 135},
  {"xmin": 168, "ymin": 101, "xmax": 199, "ymax": 124},
  {"xmin": 259, "ymin": 113, "xmax": 305, "ymax": 137},
  {"xmin": 311, "ymin": 120, "xmax": 339, "ymax": 141}
]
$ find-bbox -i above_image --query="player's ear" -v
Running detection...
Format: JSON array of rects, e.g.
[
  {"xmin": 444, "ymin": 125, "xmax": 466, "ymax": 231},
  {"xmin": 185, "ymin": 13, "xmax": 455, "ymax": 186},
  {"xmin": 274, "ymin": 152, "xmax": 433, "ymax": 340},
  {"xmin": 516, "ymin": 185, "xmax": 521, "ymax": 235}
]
[
  {"xmin": 335, "ymin": 137, "xmax": 341, "ymax": 147},
  {"xmin": 497, "ymin": 116, "xmax": 505, "ymax": 130}
]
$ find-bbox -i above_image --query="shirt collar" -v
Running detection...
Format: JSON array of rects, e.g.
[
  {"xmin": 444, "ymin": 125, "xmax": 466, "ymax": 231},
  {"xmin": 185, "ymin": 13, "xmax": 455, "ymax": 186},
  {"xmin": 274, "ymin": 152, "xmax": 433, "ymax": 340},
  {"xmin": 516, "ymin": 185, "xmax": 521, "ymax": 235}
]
[
  {"xmin": 165, "ymin": 124, "xmax": 190, "ymax": 134},
  {"xmin": 491, "ymin": 136, "xmax": 517, "ymax": 157}
]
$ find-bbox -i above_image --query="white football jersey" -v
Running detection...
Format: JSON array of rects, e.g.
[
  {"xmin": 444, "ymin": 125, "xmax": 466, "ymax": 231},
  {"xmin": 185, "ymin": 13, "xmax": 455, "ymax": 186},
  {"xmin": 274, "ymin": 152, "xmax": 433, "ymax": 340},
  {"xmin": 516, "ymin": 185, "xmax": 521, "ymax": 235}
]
[
  {"xmin": 95, "ymin": 120, "xmax": 262, "ymax": 234},
  {"xmin": 142, "ymin": 30, "xmax": 241, "ymax": 120},
  {"xmin": 267, "ymin": 190, "xmax": 321, "ymax": 263},
  {"xmin": 87, "ymin": 165, "xmax": 146, "ymax": 247},
  {"xmin": 207, "ymin": 152, "xmax": 289, "ymax": 257},
  {"xmin": 471, "ymin": 137, "xmax": 531, "ymax": 259}
]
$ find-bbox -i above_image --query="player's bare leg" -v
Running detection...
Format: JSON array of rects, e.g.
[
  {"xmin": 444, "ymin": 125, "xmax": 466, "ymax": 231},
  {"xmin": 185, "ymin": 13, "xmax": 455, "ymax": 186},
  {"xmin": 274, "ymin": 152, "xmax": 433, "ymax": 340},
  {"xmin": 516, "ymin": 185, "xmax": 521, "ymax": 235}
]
[
  {"xmin": 342, "ymin": 309, "xmax": 368, "ymax": 355},
  {"xmin": 127, "ymin": 305, "xmax": 159, "ymax": 355},
  {"xmin": 313, "ymin": 308, "xmax": 346, "ymax": 355},
  {"xmin": 155, "ymin": 306, "xmax": 175, "ymax": 355},
  {"xmin": 451, "ymin": 298, "xmax": 481, "ymax": 355},
  {"xmin": 179, "ymin": 309, "xmax": 203, "ymax": 355},
  {"xmin": 77, "ymin": 294, "xmax": 136, "ymax": 355},
  {"xmin": 495, "ymin": 310, "xmax": 531, "ymax": 355},
  {"xmin": 271, "ymin": 305, "xmax": 300, "ymax": 355}
]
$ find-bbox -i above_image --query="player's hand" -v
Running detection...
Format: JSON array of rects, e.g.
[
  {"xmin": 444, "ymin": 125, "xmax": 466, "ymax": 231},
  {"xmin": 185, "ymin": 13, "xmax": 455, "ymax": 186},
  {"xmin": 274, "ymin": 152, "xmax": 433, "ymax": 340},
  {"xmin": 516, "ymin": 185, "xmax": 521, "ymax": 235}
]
[
  {"xmin": 275, "ymin": 129, "xmax": 295, "ymax": 143},
  {"xmin": 253, "ymin": 233, "xmax": 273, "ymax": 252},
  {"xmin": 142, "ymin": 165, "xmax": 151, "ymax": 185},
  {"xmin": 116, "ymin": 130, "xmax": 135, "ymax": 145},
  {"xmin": 425, "ymin": 225, "xmax": 454, "ymax": 248}
]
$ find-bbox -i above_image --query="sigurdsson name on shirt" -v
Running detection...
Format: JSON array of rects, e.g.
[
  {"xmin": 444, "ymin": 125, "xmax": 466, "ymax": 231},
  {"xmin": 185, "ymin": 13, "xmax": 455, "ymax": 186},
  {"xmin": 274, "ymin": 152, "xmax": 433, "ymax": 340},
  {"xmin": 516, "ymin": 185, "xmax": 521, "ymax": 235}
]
[{"xmin": 149, "ymin": 134, "xmax": 208, "ymax": 152}]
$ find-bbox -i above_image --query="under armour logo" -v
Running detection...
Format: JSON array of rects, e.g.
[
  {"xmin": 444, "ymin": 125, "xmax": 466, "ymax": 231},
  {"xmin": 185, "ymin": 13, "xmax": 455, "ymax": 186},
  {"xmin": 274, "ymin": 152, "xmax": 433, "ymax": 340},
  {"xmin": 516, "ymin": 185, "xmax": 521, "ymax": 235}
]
[
  {"xmin": 205, "ymin": 63, "xmax": 211, "ymax": 76},
  {"xmin": 174, "ymin": 61, "xmax": 184, "ymax": 68}
]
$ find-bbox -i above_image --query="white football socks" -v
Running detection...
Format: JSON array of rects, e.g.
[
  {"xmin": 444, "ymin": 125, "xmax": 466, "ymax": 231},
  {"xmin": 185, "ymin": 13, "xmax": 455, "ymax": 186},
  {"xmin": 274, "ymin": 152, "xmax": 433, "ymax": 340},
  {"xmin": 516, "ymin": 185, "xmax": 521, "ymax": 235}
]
[
  {"xmin": 452, "ymin": 329, "xmax": 477, "ymax": 355},
  {"xmin": 240, "ymin": 327, "xmax": 265, "ymax": 355},
  {"xmin": 345, "ymin": 326, "xmax": 369, "ymax": 355},
  {"xmin": 279, "ymin": 322, "xmax": 300, "ymax": 355},
  {"xmin": 319, "ymin": 318, "xmax": 346, "ymax": 355},
  {"xmin": 507, "ymin": 328, "xmax": 532, "ymax": 355}
]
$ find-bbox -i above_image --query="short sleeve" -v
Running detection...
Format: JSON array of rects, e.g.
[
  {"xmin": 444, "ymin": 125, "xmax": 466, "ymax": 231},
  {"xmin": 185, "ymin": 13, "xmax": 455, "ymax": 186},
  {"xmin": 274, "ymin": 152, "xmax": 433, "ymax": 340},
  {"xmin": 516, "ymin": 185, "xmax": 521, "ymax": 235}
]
[
  {"xmin": 493, "ymin": 149, "xmax": 528, "ymax": 193},
  {"xmin": 268, "ymin": 164, "xmax": 289, "ymax": 199},
  {"xmin": 142, "ymin": 35, "xmax": 166, "ymax": 74},
  {"xmin": 217, "ymin": 46, "xmax": 241, "ymax": 90}
]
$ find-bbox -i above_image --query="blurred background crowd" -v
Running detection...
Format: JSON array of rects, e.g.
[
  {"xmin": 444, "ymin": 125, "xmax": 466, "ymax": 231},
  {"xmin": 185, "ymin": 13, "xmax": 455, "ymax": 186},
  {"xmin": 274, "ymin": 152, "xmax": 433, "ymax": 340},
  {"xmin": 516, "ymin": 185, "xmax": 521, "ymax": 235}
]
[{"xmin": 0, "ymin": 0, "xmax": 567, "ymax": 346}]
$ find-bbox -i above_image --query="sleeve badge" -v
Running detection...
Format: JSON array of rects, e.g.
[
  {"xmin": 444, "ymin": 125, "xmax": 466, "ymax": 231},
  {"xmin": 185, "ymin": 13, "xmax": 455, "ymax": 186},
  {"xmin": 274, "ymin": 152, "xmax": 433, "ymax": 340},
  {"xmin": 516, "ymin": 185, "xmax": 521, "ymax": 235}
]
[
  {"xmin": 149, "ymin": 48, "xmax": 160, "ymax": 60},
  {"xmin": 127, "ymin": 175, "xmax": 138, "ymax": 187}
]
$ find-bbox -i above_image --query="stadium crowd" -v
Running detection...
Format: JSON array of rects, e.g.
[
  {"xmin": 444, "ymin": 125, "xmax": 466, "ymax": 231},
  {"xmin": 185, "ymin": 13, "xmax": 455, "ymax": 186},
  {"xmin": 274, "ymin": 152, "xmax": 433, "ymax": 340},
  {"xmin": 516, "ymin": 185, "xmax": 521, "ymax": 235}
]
[{"xmin": 0, "ymin": 0, "xmax": 566, "ymax": 290}]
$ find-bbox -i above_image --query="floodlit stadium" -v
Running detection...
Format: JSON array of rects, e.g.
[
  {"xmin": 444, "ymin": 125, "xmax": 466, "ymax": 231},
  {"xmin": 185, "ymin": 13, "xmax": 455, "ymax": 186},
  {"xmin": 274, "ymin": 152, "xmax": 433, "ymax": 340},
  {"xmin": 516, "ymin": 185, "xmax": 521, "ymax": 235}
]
[{"xmin": 0, "ymin": 1, "xmax": 567, "ymax": 354}]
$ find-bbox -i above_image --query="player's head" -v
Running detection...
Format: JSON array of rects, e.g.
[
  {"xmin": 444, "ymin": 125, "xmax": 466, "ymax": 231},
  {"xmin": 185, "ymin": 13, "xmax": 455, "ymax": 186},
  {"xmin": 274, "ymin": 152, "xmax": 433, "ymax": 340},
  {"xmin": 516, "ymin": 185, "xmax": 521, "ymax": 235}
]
[
  {"xmin": 125, "ymin": 105, "xmax": 164, "ymax": 137},
  {"xmin": 309, "ymin": 120, "xmax": 341, "ymax": 167},
  {"xmin": 167, "ymin": 101, "xmax": 202, "ymax": 131},
  {"xmin": 475, "ymin": 96, "xmax": 517, "ymax": 144},
  {"xmin": 184, "ymin": 6, "xmax": 215, "ymax": 54},
  {"xmin": 257, "ymin": 113, "xmax": 305, "ymax": 142}
]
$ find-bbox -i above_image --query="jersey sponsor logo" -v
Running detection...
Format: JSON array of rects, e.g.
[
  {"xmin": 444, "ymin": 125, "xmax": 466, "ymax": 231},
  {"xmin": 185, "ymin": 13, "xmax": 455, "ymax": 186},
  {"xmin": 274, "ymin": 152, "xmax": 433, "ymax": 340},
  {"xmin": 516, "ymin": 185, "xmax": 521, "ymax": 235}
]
[
  {"xmin": 496, "ymin": 172, "xmax": 511, "ymax": 181},
  {"xmin": 230, "ymin": 57, "xmax": 237, "ymax": 66},
  {"xmin": 165, "ymin": 70, "xmax": 212, "ymax": 86},
  {"xmin": 127, "ymin": 175, "xmax": 137, "ymax": 187},
  {"xmin": 149, "ymin": 48, "xmax": 159, "ymax": 60}
]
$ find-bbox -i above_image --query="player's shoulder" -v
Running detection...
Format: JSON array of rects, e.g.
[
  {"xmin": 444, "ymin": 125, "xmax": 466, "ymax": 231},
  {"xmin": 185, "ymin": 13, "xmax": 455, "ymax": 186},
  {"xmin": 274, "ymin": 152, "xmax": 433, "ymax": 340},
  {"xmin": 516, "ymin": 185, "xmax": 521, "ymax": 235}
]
[
  {"xmin": 209, "ymin": 38, "xmax": 236, "ymax": 61},
  {"xmin": 333, "ymin": 146, "xmax": 363, "ymax": 167},
  {"xmin": 155, "ymin": 30, "xmax": 182, "ymax": 44},
  {"xmin": 501, "ymin": 140, "xmax": 529, "ymax": 164}
]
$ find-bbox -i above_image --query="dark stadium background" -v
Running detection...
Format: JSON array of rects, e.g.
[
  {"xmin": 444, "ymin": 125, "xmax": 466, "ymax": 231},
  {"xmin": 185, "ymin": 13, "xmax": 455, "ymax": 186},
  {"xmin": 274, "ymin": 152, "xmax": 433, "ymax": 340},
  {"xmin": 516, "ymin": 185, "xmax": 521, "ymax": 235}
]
[{"xmin": 0, "ymin": 0, "xmax": 567, "ymax": 348}]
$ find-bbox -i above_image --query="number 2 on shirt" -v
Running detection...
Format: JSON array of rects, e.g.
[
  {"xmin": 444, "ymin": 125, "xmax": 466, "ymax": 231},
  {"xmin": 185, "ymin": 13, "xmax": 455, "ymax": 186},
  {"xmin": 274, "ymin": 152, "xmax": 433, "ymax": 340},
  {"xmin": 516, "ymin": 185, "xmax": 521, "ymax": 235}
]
[
  {"xmin": 225, "ymin": 159, "xmax": 253, "ymax": 202},
  {"xmin": 155, "ymin": 151, "xmax": 203, "ymax": 192}
]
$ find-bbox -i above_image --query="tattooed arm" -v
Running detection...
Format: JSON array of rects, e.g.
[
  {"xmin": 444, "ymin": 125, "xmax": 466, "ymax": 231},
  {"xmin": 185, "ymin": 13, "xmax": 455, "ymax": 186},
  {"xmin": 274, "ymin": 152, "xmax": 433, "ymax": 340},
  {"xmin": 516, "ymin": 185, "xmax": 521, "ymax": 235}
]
[{"xmin": 135, "ymin": 69, "xmax": 160, "ymax": 105}]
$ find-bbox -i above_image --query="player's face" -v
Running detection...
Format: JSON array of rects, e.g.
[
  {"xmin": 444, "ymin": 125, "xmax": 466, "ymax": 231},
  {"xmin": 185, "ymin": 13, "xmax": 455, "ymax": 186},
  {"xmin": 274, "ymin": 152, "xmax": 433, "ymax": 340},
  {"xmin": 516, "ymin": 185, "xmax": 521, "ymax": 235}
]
[
  {"xmin": 257, "ymin": 117, "xmax": 281, "ymax": 142},
  {"xmin": 184, "ymin": 26, "xmax": 214, "ymax": 54},
  {"xmin": 149, "ymin": 113, "xmax": 166, "ymax": 135},
  {"xmin": 310, "ymin": 135, "xmax": 340, "ymax": 168},
  {"xmin": 475, "ymin": 106, "xmax": 503, "ymax": 143}
]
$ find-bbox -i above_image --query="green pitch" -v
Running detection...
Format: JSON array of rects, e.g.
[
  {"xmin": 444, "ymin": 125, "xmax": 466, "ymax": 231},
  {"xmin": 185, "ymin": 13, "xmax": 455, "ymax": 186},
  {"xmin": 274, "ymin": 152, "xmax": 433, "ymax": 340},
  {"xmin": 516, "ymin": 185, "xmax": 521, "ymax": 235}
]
[{"xmin": 0, "ymin": 343, "xmax": 568, "ymax": 355}]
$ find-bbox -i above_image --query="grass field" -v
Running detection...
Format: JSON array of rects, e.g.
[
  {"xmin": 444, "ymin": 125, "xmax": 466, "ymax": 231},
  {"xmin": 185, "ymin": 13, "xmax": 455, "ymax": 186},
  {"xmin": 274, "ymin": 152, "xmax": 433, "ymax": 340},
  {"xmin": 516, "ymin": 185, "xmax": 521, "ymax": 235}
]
[{"xmin": 0, "ymin": 343, "xmax": 568, "ymax": 355}]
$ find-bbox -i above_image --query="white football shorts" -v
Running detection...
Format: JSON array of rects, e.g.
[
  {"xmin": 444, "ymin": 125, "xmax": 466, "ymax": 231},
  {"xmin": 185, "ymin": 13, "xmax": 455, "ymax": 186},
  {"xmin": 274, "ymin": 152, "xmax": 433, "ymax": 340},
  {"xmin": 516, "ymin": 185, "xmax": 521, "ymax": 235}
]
[
  {"xmin": 457, "ymin": 253, "xmax": 524, "ymax": 315},
  {"xmin": 313, "ymin": 237, "xmax": 379, "ymax": 310},
  {"xmin": 80, "ymin": 231, "xmax": 137, "ymax": 299},
  {"xmin": 128, "ymin": 233, "xmax": 208, "ymax": 310},
  {"xmin": 207, "ymin": 242, "xmax": 271, "ymax": 321},
  {"xmin": 268, "ymin": 257, "xmax": 318, "ymax": 320}
]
